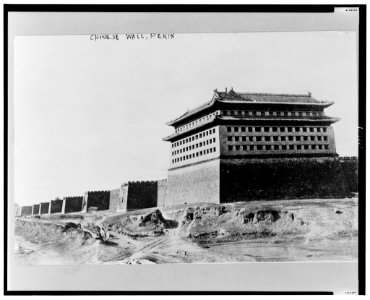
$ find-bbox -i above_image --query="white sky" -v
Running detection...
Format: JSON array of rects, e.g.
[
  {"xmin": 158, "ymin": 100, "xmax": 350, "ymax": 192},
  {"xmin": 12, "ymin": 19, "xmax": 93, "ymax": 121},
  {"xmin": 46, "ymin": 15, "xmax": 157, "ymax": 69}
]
[{"xmin": 14, "ymin": 32, "xmax": 358, "ymax": 206}]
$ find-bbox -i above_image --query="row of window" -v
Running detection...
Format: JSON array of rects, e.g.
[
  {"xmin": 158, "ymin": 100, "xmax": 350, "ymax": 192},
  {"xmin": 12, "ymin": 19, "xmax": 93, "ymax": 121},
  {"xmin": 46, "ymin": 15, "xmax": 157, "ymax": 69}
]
[
  {"xmin": 227, "ymin": 135, "xmax": 328, "ymax": 142},
  {"xmin": 175, "ymin": 112, "xmax": 221, "ymax": 133},
  {"xmin": 174, "ymin": 110, "xmax": 325, "ymax": 134},
  {"xmin": 226, "ymin": 126, "xmax": 328, "ymax": 133},
  {"xmin": 172, "ymin": 138, "xmax": 217, "ymax": 156},
  {"xmin": 172, "ymin": 128, "xmax": 217, "ymax": 148},
  {"xmin": 223, "ymin": 110, "xmax": 324, "ymax": 118},
  {"xmin": 227, "ymin": 144, "xmax": 330, "ymax": 151},
  {"xmin": 172, "ymin": 147, "xmax": 217, "ymax": 163}
]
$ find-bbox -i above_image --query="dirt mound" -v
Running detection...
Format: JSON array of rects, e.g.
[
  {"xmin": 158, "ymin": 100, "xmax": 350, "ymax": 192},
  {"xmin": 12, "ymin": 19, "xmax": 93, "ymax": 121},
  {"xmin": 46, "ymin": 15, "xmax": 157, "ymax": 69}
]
[
  {"xmin": 15, "ymin": 219, "xmax": 96, "ymax": 246},
  {"xmin": 62, "ymin": 222, "xmax": 82, "ymax": 232},
  {"xmin": 181, "ymin": 200, "xmax": 358, "ymax": 246},
  {"xmin": 183, "ymin": 205, "xmax": 233, "ymax": 223},
  {"xmin": 15, "ymin": 219, "xmax": 66, "ymax": 244},
  {"xmin": 139, "ymin": 209, "xmax": 178, "ymax": 229},
  {"xmin": 240, "ymin": 209, "xmax": 281, "ymax": 224}
]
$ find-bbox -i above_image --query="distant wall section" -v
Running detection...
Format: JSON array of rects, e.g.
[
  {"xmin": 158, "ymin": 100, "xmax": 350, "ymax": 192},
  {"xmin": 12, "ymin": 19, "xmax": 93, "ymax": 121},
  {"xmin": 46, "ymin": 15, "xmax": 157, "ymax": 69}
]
[
  {"xmin": 117, "ymin": 184, "xmax": 128, "ymax": 211},
  {"xmin": 32, "ymin": 204, "xmax": 40, "ymax": 215},
  {"xmin": 40, "ymin": 202, "xmax": 50, "ymax": 214},
  {"xmin": 157, "ymin": 179, "xmax": 167, "ymax": 207},
  {"xmin": 64, "ymin": 196, "xmax": 83, "ymax": 214},
  {"xmin": 86, "ymin": 191, "xmax": 110, "ymax": 212},
  {"xmin": 126, "ymin": 181, "xmax": 158, "ymax": 211},
  {"xmin": 109, "ymin": 189, "xmax": 120, "ymax": 211},
  {"xmin": 15, "ymin": 204, "xmax": 21, "ymax": 217},
  {"xmin": 50, "ymin": 199, "xmax": 64, "ymax": 214},
  {"xmin": 117, "ymin": 181, "xmax": 164, "ymax": 212},
  {"xmin": 21, "ymin": 206, "xmax": 33, "ymax": 216}
]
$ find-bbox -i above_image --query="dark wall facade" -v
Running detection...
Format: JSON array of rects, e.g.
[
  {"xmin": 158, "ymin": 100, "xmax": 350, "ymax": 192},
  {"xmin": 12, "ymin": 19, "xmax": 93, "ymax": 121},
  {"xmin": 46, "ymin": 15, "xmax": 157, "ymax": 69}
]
[
  {"xmin": 220, "ymin": 157, "xmax": 351, "ymax": 203},
  {"xmin": 86, "ymin": 191, "xmax": 110, "ymax": 212},
  {"xmin": 64, "ymin": 196, "xmax": 83, "ymax": 214},
  {"xmin": 32, "ymin": 204, "xmax": 40, "ymax": 215},
  {"xmin": 40, "ymin": 202, "xmax": 50, "ymax": 214},
  {"xmin": 126, "ymin": 181, "xmax": 158, "ymax": 210},
  {"xmin": 50, "ymin": 199, "xmax": 63, "ymax": 214},
  {"xmin": 21, "ymin": 206, "xmax": 33, "ymax": 216},
  {"xmin": 339, "ymin": 156, "xmax": 358, "ymax": 192}
]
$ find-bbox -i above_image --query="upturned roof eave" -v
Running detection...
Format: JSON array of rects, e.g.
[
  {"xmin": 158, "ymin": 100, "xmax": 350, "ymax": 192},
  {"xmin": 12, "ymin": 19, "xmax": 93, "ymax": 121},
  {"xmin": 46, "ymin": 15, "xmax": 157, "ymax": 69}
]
[
  {"xmin": 218, "ymin": 99, "xmax": 334, "ymax": 107},
  {"xmin": 166, "ymin": 99, "xmax": 334, "ymax": 127},
  {"xmin": 166, "ymin": 98, "xmax": 217, "ymax": 126}
]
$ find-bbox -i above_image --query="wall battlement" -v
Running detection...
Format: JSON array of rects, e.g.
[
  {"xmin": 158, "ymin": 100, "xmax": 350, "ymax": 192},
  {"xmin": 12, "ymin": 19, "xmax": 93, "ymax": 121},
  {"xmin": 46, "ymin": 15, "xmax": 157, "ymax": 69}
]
[
  {"xmin": 50, "ymin": 199, "xmax": 64, "ymax": 214},
  {"xmin": 63, "ymin": 196, "xmax": 83, "ymax": 214},
  {"xmin": 40, "ymin": 202, "xmax": 50, "ymax": 215}
]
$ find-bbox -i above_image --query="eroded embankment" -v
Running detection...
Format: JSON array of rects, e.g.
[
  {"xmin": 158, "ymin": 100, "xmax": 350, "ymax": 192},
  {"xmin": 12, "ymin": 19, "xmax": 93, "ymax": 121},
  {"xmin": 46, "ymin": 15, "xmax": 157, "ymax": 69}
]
[
  {"xmin": 179, "ymin": 200, "xmax": 358, "ymax": 244},
  {"xmin": 14, "ymin": 198, "xmax": 358, "ymax": 264}
]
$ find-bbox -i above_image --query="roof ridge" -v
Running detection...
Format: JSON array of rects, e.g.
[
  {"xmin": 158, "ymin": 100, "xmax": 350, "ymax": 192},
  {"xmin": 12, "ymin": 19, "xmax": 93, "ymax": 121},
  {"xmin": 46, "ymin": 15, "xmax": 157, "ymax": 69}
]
[{"xmin": 239, "ymin": 92, "xmax": 311, "ymax": 97}]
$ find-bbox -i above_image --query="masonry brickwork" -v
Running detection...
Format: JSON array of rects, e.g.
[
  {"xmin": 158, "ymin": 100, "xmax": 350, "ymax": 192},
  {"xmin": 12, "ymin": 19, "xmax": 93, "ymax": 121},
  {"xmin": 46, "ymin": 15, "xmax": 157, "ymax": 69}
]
[
  {"xmin": 166, "ymin": 159, "xmax": 220, "ymax": 206},
  {"xmin": 126, "ymin": 181, "xmax": 158, "ymax": 211},
  {"xmin": 15, "ymin": 203, "xmax": 21, "ymax": 217},
  {"xmin": 21, "ymin": 206, "xmax": 33, "ymax": 216},
  {"xmin": 109, "ymin": 189, "xmax": 121, "ymax": 211},
  {"xmin": 49, "ymin": 199, "xmax": 64, "ymax": 214},
  {"xmin": 32, "ymin": 204, "xmax": 40, "ymax": 215},
  {"xmin": 339, "ymin": 156, "xmax": 358, "ymax": 192},
  {"xmin": 220, "ymin": 157, "xmax": 350, "ymax": 203},
  {"xmin": 40, "ymin": 202, "xmax": 50, "ymax": 214},
  {"xmin": 157, "ymin": 179, "xmax": 168, "ymax": 207},
  {"xmin": 117, "ymin": 184, "xmax": 129, "ymax": 211},
  {"xmin": 82, "ymin": 191, "xmax": 110, "ymax": 212},
  {"xmin": 64, "ymin": 196, "xmax": 83, "ymax": 214}
]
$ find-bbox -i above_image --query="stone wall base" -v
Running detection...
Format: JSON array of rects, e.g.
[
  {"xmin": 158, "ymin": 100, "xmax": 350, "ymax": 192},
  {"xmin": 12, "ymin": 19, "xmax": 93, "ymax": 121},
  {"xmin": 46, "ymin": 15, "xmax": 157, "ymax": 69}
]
[
  {"xmin": 220, "ymin": 157, "xmax": 351, "ymax": 203},
  {"xmin": 165, "ymin": 159, "xmax": 220, "ymax": 206},
  {"xmin": 164, "ymin": 156, "xmax": 352, "ymax": 207}
]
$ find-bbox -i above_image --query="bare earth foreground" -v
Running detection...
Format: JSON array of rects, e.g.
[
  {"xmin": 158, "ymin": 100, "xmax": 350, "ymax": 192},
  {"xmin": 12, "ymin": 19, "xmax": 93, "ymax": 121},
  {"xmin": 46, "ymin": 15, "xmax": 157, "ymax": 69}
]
[{"xmin": 14, "ymin": 198, "xmax": 358, "ymax": 265}]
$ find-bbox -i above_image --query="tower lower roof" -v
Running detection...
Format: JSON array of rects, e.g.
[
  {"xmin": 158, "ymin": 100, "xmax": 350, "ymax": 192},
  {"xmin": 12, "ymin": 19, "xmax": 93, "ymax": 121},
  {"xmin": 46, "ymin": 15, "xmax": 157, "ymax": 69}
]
[{"xmin": 166, "ymin": 89, "xmax": 333, "ymax": 126}]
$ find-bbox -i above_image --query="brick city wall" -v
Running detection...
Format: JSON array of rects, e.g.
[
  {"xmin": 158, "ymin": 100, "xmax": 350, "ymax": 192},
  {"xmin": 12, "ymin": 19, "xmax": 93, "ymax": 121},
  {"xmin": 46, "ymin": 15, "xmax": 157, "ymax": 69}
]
[
  {"xmin": 32, "ymin": 204, "xmax": 40, "ymax": 215},
  {"xmin": 165, "ymin": 158, "xmax": 220, "ymax": 206},
  {"xmin": 50, "ymin": 199, "xmax": 64, "ymax": 214},
  {"xmin": 109, "ymin": 189, "xmax": 121, "ymax": 211},
  {"xmin": 117, "ymin": 184, "xmax": 129, "ymax": 211},
  {"xmin": 157, "ymin": 179, "xmax": 168, "ymax": 207},
  {"xmin": 220, "ymin": 157, "xmax": 351, "ymax": 203},
  {"xmin": 64, "ymin": 196, "xmax": 83, "ymax": 214},
  {"xmin": 40, "ymin": 202, "xmax": 50, "ymax": 214},
  {"xmin": 339, "ymin": 156, "xmax": 358, "ymax": 192},
  {"xmin": 126, "ymin": 181, "xmax": 158, "ymax": 210},
  {"xmin": 15, "ymin": 203, "xmax": 21, "ymax": 216},
  {"xmin": 86, "ymin": 191, "xmax": 110, "ymax": 212},
  {"xmin": 21, "ymin": 206, "xmax": 33, "ymax": 216}
]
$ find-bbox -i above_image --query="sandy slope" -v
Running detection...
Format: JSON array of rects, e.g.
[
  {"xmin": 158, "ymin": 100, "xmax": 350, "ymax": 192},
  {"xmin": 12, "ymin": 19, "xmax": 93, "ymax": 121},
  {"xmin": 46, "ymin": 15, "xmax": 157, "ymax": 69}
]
[{"xmin": 14, "ymin": 198, "xmax": 358, "ymax": 264}]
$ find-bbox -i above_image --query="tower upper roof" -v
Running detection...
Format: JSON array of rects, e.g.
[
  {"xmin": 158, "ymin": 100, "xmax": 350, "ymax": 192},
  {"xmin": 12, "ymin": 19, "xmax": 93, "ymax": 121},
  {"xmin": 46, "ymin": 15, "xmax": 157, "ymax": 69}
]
[
  {"xmin": 166, "ymin": 88, "xmax": 333, "ymax": 126},
  {"xmin": 214, "ymin": 89, "xmax": 324, "ymax": 104}
]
